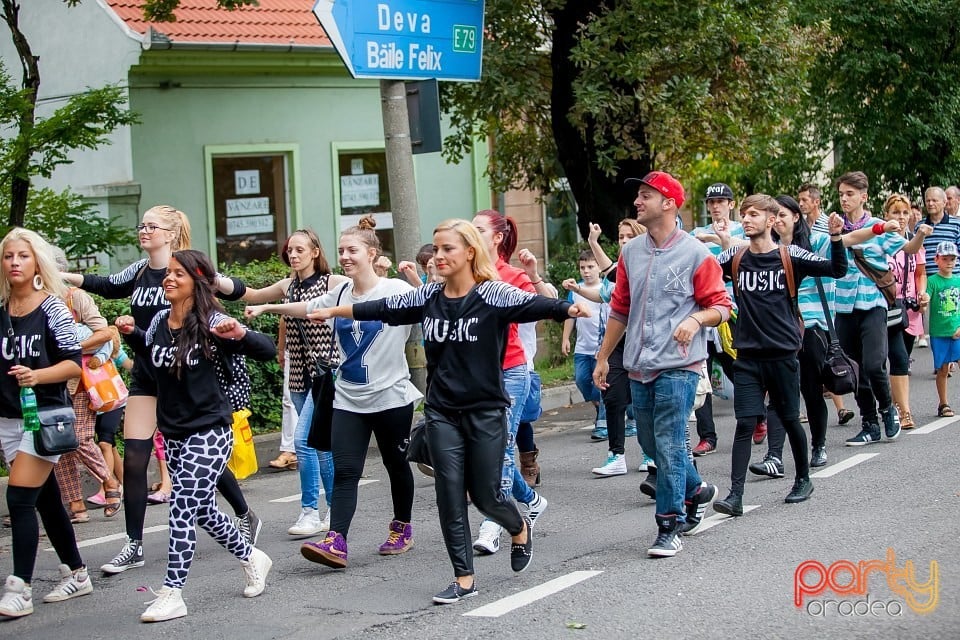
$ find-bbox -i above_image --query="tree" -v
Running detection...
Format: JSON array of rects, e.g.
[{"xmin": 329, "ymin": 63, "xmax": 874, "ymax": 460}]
[
  {"xmin": 443, "ymin": 1, "xmax": 817, "ymax": 237},
  {"xmin": 1, "ymin": 0, "xmax": 139, "ymax": 227},
  {"xmin": 796, "ymin": 0, "xmax": 960, "ymax": 206}
]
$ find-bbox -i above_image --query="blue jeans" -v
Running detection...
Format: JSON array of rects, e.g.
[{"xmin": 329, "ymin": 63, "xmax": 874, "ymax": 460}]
[
  {"xmin": 292, "ymin": 390, "xmax": 334, "ymax": 510},
  {"xmin": 631, "ymin": 371, "xmax": 702, "ymax": 521},
  {"xmin": 501, "ymin": 365, "xmax": 534, "ymax": 504},
  {"xmin": 574, "ymin": 354, "xmax": 606, "ymax": 421}
]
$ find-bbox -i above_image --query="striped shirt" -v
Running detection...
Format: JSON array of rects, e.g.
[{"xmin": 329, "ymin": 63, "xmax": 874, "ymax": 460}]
[
  {"xmin": 835, "ymin": 219, "xmax": 907, "ymax": 313},
  {"xmin": 809, "ymin": 213, "xmax": 831, "ymax": 235},
  {"xmin": 915, "ymin": 215, "xmax": 960, "ymax": 274},
  {"xmin": 797, "ymin": 232, "xmax": 835, "ymax": 330},
  {"xmin": 692, "ymin": 221, "xmax": 745, "ymax": 303}
]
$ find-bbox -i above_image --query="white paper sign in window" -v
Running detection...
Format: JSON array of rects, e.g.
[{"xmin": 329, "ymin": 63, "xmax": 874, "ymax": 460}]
[
  {"xmin": 235, "ymin": 170, "xmax": 261, "ymax": 195},
  {"xmin": 340, "ymin": 174, "xmax": 380, "ymax": 208}
]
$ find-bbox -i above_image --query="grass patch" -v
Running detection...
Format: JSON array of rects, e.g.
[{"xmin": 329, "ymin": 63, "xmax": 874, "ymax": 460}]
[{"xmin": 538, "ymin": 359, "xmax": 574, "ymax": 387}]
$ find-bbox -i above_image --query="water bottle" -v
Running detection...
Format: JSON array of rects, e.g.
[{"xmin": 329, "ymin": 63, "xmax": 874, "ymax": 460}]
[{"xmin": 20, "ymin": 386, "xmax": 39, "ymax": 432}]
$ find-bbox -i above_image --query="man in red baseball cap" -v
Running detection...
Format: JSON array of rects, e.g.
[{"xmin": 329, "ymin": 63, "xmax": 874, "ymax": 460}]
[{"xmin": 594, "ymin": 170, "xmax": 729, "ymax": 557}]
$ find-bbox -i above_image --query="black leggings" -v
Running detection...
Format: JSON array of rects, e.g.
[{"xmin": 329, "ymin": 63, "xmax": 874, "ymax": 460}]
[
  {"xmin": 516, "ymin": 422, "xmax": 535, "ymax": 452},
  {"xmin": 602, "ymin": 339, "xmax": 632, "ymax": 455},
  {"xmin": 768, "ymin": 327, "xmax": 830, "ymax": 453},
  {"xmin": 329, "ymin": 404, "xmax": 415, "ymax": 538},
  {"xmin": 731, "ymin": 357, "xmax": 809, "ymax": 496},
  {"xmin": 425, "ymin": 405, "xmax": 523, "ymax": 577},
  {"xmin": 9, "ymin": 474, "xmax": 83, "ymax": 582}
]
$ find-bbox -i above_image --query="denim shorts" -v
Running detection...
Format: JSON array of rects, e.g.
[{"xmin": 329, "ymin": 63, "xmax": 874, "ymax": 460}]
[
  {"xmin": 0, "ymin": 416, "xmax": 62, "ymax": 463},
  {"xmin": 931, "ymin": 336, "xmax": 960, "ymax": 371}
]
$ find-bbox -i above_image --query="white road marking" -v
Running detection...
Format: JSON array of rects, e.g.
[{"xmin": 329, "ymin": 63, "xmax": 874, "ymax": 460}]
[
  {"xmin": 908, "ymin": 416, "xmax": 958, "ymax": 435},
  {"xmin": 689, "ymin": 505, "xmax": 760, "ymax": 534},
  {"xmin": 810, "ymin": 453, "xmax": 879, "ymax": 478},
  {"xmin": 270, "ymin": 478, "xmax": 379, "ymax": 503},
  {"xmin": 463, "ymin": 570, "xmax": 603, "ymax": 618},
  {"xmin": 48, "ymin": 524, "xmax": 169, "ymax": 551}
]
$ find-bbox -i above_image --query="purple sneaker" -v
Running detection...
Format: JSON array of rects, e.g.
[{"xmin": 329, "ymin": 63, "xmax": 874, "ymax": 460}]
[
  {"xmin": 378, "ymin": 520, "xmax": 414, "ymax": 555},
  {"xmin": 300, "ymin": 531, "xmax": 348, "ymax": 568}
]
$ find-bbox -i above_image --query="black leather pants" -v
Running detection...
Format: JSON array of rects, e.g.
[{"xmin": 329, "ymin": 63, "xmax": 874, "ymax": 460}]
[{"xmin": 424, "ymin": 404, "xmax": 524, "ymax": 577}]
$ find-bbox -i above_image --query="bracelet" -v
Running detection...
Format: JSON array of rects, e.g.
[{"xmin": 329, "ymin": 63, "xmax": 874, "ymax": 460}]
[
  {"xmin": 689, "ymin": 315, "xmax": 702, "ymax": 327},
  {"xmin": 531, "ymin": 277, "xmax": 544, "ymax": 285},
  {"xmin": 872, "ymin": 223, "xmax": 886, "ymax": 235},
  {"xmin": 829, "ymin": 232, "xmax": 841, "ymax": 238}
]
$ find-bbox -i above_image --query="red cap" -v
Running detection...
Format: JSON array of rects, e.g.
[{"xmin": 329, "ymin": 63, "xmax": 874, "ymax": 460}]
[{"xmin": 626, "ymin": 171, "xmax": 685, "ymax": 209}]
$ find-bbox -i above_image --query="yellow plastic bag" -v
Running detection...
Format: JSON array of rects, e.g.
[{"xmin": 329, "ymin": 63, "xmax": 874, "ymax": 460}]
[
  {"xmin": 717, "ymin": 320, "xmax": 737, "ymax": 360},
  {"xmin": 227, "ymin": 409, "xmax": 257, "ymax": 480}
]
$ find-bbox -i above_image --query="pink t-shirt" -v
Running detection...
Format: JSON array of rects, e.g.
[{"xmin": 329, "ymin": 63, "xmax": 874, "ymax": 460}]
[{"xmin": 888, "ymin": 247, "xmax": 925, "ymax": 336}]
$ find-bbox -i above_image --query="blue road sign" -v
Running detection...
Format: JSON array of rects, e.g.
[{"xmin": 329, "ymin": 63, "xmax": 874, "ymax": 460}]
[{"xmin": 313, "ymin": 0, "xmax": 485, "ymax": 82}]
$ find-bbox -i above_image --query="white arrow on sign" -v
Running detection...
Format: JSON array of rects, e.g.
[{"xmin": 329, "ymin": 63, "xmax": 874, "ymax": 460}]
[{"xmin": 313, "ymin": 0, "xmax": 357, "ymax": 77}]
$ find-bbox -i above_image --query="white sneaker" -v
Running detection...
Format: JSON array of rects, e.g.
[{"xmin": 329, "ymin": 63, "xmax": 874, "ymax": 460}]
[
  {"xmin": 472, "ymin": 519, "xmax": 502, "ymax": 555},
  {"xmin": 519, "ymin": 492, "xmax": 549, "ymax": 528},
  {"xmin": 241, "ymin": 548, "xmax": 273, "ymax": 598},
  {"xmin": 638, "ymin": 454, "xmax": 655, "ymax": 472},
  {"xmin": 287, "ymin": 508, "xmax": 324, "ymax": 537},
  {"xmin": 592, "ymin": 452, "xmax": 628, "ymax": 477},
  {"xmin": 43, "ymin": 564, "xmax": 93, "ymax": 603},
  {"xmin": 918, "ymin": 336, "xmax": 929, "ymax": 348},
  {"xmin": 0, "ymin": 575, "xmax": 33, "ymax": 618},
  {"xmin": 140, "ymin": 586, "xmax": 187, "ymax": 623},
  {"xmin": 319, "ymin": 508, "xmax": 331, "ymax": 532}
]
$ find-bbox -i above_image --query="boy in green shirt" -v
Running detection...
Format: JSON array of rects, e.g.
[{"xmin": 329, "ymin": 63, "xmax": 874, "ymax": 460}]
[{"xmin": 926, "ymin": 241, "xmax": 960, "ymax": 416}]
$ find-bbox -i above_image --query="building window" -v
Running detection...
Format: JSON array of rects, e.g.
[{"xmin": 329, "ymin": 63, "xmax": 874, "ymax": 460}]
[
  {"xmin": 335, "ymin": 148, "xmax": 395, "ymax": 259},
  {"xmin": 210, "ymin": 154, "xmax": 290, "ymax": 265}
]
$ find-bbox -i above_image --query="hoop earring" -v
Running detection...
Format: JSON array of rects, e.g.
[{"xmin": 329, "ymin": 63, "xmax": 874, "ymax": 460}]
[{"xmin": 32, "ymin": 274, "xmax": 43, "ymax": 291}]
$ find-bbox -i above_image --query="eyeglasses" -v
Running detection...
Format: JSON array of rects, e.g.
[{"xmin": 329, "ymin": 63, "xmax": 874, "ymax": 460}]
[{"xmin": 136, "ymin": 223, "xmax": 171, "ymax": 234}]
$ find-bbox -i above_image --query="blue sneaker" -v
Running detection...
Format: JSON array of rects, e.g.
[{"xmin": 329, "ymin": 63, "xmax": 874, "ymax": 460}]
[
  {"xmin": 880, "ymin": 405, "xmax": 901, "ymax": 440},
  {"xmin": 638, "ymin": 453, "xmax": 655, "ymax": 472},
  {"xmin": 590, "ymin": 420, "xmax": 608, "ymax": 441},
  {"xmin": 624, "ymin": 419, "xmax": 637, "ymax": 438}
]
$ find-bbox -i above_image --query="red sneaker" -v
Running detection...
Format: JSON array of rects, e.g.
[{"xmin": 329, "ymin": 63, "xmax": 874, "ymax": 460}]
[
  {"xmin": 692, "ymin": 440, "xmax": 716, "ymax": 456},
  {"xmin": 752, "ymin": 420, "xmax": 768, "ymax": 444}
]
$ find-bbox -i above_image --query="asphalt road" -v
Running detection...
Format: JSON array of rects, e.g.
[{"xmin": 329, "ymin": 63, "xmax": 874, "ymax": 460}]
[{"xmin": 1, "ymin": 345, "xmax": 956, "ymax": 639}]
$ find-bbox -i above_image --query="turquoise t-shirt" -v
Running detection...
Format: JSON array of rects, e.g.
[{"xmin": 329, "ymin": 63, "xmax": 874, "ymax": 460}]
[
  {"xmin": 796, "ymin": 232, "xmax": 835, "ymax": 330},
  {"xmin": 834, "ymin": 218, "xmax": 906, "ymax": 313},
  {"xmin": 927, "ymin": 273, "xmax": 960, "ymax": 337}
]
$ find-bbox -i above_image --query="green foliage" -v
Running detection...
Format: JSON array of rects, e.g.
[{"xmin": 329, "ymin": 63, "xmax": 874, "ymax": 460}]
[
  {"xmin": 218, "ymin": 257, "xmax": 290, "ymax": 433},
  {"xmin": 126, "ymin": 0, "xmax": 260, "ymax": 22},
  {"xmin": 0, "ymin": 187, "xmax": 139, "ymax": 258}
]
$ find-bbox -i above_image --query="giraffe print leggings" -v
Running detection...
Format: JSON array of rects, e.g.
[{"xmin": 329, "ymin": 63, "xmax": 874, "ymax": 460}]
[{"xmin": 164, "ymin": 426, "xmax": 251, "ymax": 589}]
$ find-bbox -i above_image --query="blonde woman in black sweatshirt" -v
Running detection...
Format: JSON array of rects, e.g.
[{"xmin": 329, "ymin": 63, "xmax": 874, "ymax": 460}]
[{"xmin": 307, "ymin": 219, "xmax": 590, "ymax": 605}]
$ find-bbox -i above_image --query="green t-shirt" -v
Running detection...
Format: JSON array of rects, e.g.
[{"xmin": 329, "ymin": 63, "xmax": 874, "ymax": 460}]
[{"xmin": 926, "ymin": 273, "xmax": 960, "ymax": 337}]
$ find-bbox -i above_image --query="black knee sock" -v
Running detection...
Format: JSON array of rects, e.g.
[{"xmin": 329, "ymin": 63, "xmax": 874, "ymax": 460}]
[
  {"xmin": 7, "ymin": 484, "xmax": 43, "ymax": 581},
  {"xmin": 217, "ymin": 468, "xmax": 248, "ymax": 516},
  {"xmin": 122, "ymin": 438, "xmax": 153, "ymax": 540},
  {"xmin": 36, "ymin": 474, "xmax": 83, "ymax": 571}
]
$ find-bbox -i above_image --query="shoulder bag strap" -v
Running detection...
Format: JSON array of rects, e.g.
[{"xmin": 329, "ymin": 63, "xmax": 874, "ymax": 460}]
[
  {"xmin": 1, "ymin": 306, "xmax": 19, "ymax": 366},
  {"xmin": 901, "ymin": 251, "xmax": 910, "ymax": 298},
  {"xmin": 731, "ymin": 246, "xmax": 748, "ymax": 300},
  {"xmin": 814, "ymin": 278, "xmax": 839, "ymax": 344},
  {"xmin": 779, "ymin": 245, "xmax": 797, "ymax": 300}
]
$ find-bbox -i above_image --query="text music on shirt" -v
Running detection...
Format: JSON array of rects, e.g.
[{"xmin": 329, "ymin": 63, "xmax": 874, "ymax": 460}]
[
  {"xmin": 737, "ymin": 269, "xmax": 787, "ymax": 293},
  {"xmin": 151, "ymin": 344, "xmax": 201, "ymax": 369},
  {"xmin": 422, "ymin": 316, "xmax": 478, "ymax": 343},
  {"xmin": 131, "ymin": 285, "xmax": 169, "ymax": 309},
  {"xmin": 1, "ymin": 334, "xmax": 41, "ymax": 360}
]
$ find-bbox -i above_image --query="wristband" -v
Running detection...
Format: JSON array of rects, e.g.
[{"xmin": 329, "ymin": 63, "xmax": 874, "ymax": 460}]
[
  {"xmin": 531, "ymin": 277, "xmax": 543, "ymax": 285},
  {"xmin": 829, "ymin": 232, "xmax": 841, "ymax": 238},
  {"xmin": 689, "ymin": 315, "xmax": 702, "ymax": 327},
  {"xmin": 872, "ymin": 223, "xmax": 886, "ymax": 235}
]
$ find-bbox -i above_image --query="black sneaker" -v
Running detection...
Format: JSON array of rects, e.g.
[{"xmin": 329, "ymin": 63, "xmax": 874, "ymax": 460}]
[
  {"xmin": 810, "ymin": 446, "xmax": 827, "ymax": 467},
  {"xmin": 845, "ymin": 421, "xmax": 881, "ymax": 446},
  {"xmin": 880, "ymin": 405, "xmax": 901, "ymax": 440},
  {"xmin": 510, "ymin": 516, "xmax": 534, "ymax": 573},
  {"xmin": 432, "ymin": 581, "xmax": 478, "ymax": 605},
  {"xmin": 100, "ymin": 537, "xmax": 144, "ymax": 574},
  {"xmin": 785, "ymin": 478, "xmax": 814, "ymax": 503},
  {"xmin": 837, "ymin": 408, "xmax": 855, "ymax": 425},
  {"xmin": 748, "ymin": 454, "xmax": 785, "ymax": 478},
  {"xmin": 713, "ymin": 492, "xmax": 743, "ymax": 517},
  {"xmin": 648, "ymin": 515, "xmax": 682, "ymax": 557},
  {"xmin": 680, "ymin": 483, "xmax": 718, "ymax": 536},
  {"xmin": 639, "ymin": 469, "xmax": 657, "ymax": 499},
  {"xmin": 236, "ymin": 509, "xmax": 262, "ymax": 547}
]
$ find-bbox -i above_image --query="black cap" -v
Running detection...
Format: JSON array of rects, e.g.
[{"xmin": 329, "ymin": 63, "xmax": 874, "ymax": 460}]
[{"xmin": 705, "ymin": 183, "xmax": 734, "ymax": 200}]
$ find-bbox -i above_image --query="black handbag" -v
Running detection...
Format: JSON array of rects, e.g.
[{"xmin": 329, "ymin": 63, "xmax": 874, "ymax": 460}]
[
  {"xmin": 405, "ymin": 417, "xmax": 431, "ymax": 466},
  {"xmin": 1, "ymin": 307, "xmax": 78, "ymax": 456},
  {"xmin": 290, "ymin": 278, "xmax": 342, "ymax": 452},
  {"xmin": 815, "ymin": 279, "xmax": 860, "ymax": 395},
  {"xmin": 885, "ymin": 253, "xmax": 912, "ymax": 330}
]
